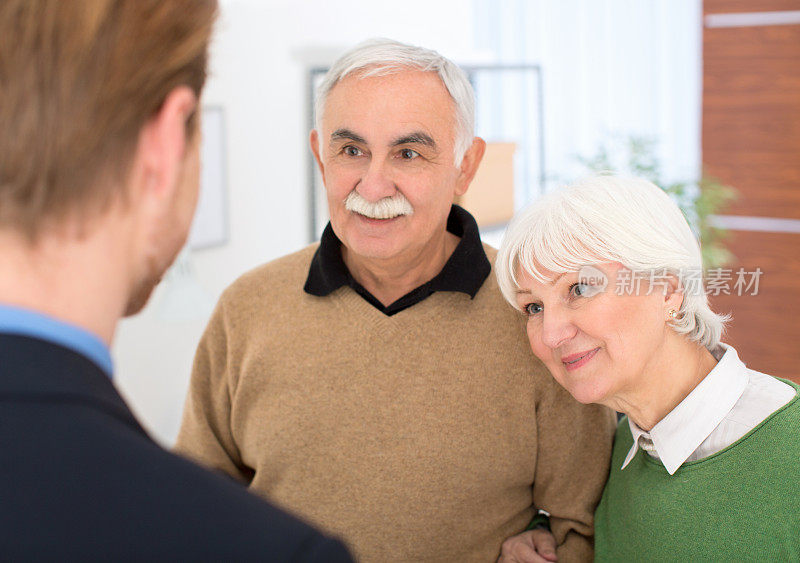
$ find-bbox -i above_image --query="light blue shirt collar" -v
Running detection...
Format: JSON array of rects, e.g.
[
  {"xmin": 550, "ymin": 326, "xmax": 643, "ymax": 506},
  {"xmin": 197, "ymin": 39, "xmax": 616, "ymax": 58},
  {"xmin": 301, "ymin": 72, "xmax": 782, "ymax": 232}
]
[{"xmin": 0, "ymin": 304, "xmax": 113, "ymax": 377}]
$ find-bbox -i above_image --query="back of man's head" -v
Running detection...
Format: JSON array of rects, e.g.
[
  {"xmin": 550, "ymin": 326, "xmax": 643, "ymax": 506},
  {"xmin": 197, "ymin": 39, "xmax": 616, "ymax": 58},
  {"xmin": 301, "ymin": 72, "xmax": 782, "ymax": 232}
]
[
  {"xmin": 0, "ymin": 0, "xmax": 217, "ymax": 239},
  {"xmin": 314, "ymin": 38, "xmax": 475, "ymax": 165}
]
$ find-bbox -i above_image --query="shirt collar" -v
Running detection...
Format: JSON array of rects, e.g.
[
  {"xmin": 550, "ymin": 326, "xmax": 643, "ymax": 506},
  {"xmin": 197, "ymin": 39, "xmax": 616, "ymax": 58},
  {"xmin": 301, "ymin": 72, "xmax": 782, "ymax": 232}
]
[
  {"xmin": 0, "ymin": 304, "xmax": 113, "ymax": 378},
  {"xmin": 621, "ymin": 344, "xmax": 747, "ymax": 474},
  {"xmin": 304, "ymin": 204, "xmax": 491, "ymax": 315}
]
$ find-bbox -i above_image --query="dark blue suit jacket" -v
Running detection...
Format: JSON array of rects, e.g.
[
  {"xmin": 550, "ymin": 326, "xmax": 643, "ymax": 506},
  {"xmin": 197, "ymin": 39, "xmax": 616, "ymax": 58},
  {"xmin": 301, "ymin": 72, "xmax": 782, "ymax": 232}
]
[{"xmin": 0, "ymin": 334, "xmax": 353, "ymax": 562}]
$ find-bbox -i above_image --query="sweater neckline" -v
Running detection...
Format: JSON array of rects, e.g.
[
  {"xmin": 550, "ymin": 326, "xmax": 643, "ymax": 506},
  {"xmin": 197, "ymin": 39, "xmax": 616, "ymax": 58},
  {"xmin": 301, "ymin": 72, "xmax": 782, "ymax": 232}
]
[
  {"xmin": 303, "ymin": 205, "xmax": 491, "ymax": 316},
  {"xmin": 631, "ymin": 378, "xmax": 799, "ymax": 474},
  {"xmin": 331, "ymin": 284, "xmax": 466, "ymax": 336}
]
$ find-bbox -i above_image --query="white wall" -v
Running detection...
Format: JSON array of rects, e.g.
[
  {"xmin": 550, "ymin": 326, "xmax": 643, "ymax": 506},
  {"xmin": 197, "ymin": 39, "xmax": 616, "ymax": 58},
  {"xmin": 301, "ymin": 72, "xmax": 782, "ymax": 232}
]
[
  {"xmin": 112, "ymin": 0, "xmax": 478, "ymax": 445},
  {"xmin": 474, "ymin": 0, "xmax": 703, "ymax": 191}
]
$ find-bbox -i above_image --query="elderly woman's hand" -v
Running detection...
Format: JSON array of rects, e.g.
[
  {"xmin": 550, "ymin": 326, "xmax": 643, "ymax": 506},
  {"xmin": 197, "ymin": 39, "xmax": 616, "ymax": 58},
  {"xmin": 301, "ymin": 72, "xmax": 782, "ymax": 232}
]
[{"xmin": 497, "ymin": 528, "xmax": 558, "ymax": 563}]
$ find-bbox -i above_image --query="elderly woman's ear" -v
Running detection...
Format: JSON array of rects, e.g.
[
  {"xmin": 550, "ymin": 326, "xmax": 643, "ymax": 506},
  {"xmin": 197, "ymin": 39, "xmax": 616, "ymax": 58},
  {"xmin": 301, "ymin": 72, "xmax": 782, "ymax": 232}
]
[{"xmin": 662, "ymin": 274, "xmax": 684, "ymax": 318}]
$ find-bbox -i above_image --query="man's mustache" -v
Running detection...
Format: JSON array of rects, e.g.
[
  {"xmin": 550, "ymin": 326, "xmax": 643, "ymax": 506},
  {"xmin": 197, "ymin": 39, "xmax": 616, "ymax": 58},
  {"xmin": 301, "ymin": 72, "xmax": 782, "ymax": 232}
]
[{"xmin": 344, "ymin": 191, "xmax": 414, "ymax": 219}]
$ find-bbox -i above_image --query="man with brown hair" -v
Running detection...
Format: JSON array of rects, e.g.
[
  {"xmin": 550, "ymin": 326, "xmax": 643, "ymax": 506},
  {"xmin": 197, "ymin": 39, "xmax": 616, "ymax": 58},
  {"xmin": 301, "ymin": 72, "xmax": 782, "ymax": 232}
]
[{"xmin": 0, "ymin": 2, "xmax": 351, "ymax": 560}]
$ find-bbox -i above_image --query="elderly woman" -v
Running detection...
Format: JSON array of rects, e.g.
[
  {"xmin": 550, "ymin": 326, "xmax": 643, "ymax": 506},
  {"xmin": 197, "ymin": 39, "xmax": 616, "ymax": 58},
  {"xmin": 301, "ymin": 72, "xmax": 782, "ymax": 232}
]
[{"xmin": 495, "ymin": 175, "xmax": 799, "ymax": 561}]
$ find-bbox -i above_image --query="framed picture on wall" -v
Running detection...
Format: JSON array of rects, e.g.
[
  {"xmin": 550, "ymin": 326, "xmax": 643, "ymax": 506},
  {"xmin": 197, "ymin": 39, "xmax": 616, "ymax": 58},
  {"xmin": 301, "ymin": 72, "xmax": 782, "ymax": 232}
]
[{"xmin": 188, "ymin": 106, "xmax": 229, "ymax": 250}]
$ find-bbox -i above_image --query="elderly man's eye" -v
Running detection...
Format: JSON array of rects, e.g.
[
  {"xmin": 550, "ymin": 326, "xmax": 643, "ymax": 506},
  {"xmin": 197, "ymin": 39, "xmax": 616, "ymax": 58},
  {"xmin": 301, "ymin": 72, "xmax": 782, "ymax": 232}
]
[
  {"xmin": 343, "ymin": 145, "xmax": 362, "ymax": 156},
  {"xmin": 400, "ymin": 148, "xmax": 419, "ymax": 159},
  {"xmin": 524, "ymin": 302, "xmax": 543, "ymax": 316}
]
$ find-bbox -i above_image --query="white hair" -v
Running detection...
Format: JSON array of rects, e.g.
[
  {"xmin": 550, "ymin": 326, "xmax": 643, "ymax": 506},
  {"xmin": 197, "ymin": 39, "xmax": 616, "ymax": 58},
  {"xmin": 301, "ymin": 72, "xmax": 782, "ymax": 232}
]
[
  {"xmin": 496, "ymin": 175, "xmax": 729, "ymax": 349},
  {"xmin": 314, "ymin": 38, "xmax": 475, "ymax": 165}
]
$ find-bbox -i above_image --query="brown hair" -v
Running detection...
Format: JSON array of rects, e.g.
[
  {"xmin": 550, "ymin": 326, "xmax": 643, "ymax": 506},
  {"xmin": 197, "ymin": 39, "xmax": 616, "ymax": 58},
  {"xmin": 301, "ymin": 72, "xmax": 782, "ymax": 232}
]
[{"xmin": 0, "ymin": 0, "xmax": 218, "ymax": 237}]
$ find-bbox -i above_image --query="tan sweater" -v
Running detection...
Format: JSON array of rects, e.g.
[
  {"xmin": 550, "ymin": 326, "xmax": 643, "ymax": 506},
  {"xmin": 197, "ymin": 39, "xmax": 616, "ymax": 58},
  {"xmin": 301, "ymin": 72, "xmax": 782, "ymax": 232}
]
[{"xmin": 175, "ymin": 244, "xmax": 616, "ymax": 562}]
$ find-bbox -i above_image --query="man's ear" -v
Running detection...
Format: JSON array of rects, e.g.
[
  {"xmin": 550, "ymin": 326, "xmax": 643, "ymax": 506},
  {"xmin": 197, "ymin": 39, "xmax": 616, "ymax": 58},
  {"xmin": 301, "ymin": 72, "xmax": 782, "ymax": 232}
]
[
  {"xmin": 130, "ymin": 86, "xmax": 198, "ymax": 206},
  {"xmin": 309, "ymin": 129, "xmax": 325, "ymax": 178},
  {"xmin": 454, "ymin": 137, "xmax": 486, "ymax": 196}
]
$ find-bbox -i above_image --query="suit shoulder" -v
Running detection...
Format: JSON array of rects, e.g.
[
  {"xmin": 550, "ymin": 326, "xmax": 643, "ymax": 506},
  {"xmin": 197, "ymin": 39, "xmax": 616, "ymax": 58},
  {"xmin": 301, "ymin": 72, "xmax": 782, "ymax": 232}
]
[
  {"xmin": 145, "ymin": 448, "xmax": 353, "ymax": 560},
  {"xmin": 0, "ymin": 399, "xmax": 352, "ymax": 561}
]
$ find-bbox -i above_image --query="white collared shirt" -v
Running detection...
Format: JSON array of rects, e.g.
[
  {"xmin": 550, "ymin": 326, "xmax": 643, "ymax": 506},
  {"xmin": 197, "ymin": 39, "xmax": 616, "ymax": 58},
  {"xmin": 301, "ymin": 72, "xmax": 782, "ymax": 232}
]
[{"xmin": 621, "ymin": 344, "xmax": 796, "ymax": 475}]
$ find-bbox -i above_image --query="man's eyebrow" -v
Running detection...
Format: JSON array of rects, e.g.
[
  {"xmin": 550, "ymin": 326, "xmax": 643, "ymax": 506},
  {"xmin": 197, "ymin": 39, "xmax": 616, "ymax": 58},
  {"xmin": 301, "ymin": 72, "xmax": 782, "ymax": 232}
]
[
  {"xmin": 330, "ymin": 129, "xmax": 366, "ymax": 145},
  {"xmin": 392, "ymin": 131, "xmax": 436, "ymax": 148}
]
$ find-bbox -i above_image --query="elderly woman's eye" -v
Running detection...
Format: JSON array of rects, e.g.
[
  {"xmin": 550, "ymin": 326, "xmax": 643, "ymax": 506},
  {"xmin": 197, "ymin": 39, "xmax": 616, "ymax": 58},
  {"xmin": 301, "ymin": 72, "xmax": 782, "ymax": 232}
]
[
  {"xmin": 571, "ymin": 283, "xmax": 586, "ymax": 297},
  {"xmin": 570, "ymin": 283, "xmax": 597, "ymax": 298},
  {"xmin": 525, "ymin": 302, "xmax": 543, "ymax": 315}
]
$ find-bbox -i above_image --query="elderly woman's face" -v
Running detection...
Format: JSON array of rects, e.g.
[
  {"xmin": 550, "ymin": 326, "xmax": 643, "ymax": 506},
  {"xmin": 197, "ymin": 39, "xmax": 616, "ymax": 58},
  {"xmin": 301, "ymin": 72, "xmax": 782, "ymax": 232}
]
[{"xmin": 514, "ymin": 262, "xmax": 674, "ymax": 407}]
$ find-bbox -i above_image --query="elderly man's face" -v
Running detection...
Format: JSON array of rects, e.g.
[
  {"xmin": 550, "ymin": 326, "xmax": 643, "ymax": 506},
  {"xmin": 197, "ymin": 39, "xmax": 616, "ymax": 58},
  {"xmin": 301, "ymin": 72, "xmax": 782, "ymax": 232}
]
[{"xmin": 311, "ymin": 70, "xmax": 469, "ymax": 266}]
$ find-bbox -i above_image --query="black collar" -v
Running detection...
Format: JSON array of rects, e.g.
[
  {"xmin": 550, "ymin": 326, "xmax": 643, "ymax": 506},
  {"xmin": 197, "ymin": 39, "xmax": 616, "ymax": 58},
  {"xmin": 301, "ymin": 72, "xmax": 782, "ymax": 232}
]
[{"xmin": 304, "ymin": 205, "xmax": 491, "ymax": 316}]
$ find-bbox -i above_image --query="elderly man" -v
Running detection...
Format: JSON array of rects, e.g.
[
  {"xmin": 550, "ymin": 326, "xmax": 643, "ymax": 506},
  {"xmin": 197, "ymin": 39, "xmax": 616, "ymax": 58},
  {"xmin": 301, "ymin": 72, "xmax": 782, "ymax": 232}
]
[
  {"xmin": 0, "ymin": 1, "xmax": 351, "ymax": 560},
  {"xmin": 177, "ymin": 39, "xmax": 615, "ymax": 561}
]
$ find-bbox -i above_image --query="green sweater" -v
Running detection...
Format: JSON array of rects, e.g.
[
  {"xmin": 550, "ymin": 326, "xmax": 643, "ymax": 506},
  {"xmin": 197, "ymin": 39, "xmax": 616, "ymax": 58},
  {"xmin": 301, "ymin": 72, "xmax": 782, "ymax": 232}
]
[{"xmin": 595, "ymin": 380, "xmax": 800, "ymax": 562}]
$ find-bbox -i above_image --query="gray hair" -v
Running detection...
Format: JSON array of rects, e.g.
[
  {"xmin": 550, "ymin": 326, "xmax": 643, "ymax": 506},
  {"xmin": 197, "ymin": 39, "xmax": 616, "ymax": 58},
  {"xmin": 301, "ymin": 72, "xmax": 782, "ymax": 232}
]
[
  {"xmin": 314, "ymin": 38, "xmax": 475, "ymax": 165},
  {"xmin": 496, "ymin": 175, "xmax": 728, "ymax": 349}
]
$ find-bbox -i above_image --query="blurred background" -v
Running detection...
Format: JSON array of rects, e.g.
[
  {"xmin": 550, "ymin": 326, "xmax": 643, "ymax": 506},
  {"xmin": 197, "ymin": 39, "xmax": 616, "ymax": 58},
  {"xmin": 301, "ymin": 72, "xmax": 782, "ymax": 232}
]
[{"xmin": 112, "ymin": 0, "xmax": 800, "ymax": 445}]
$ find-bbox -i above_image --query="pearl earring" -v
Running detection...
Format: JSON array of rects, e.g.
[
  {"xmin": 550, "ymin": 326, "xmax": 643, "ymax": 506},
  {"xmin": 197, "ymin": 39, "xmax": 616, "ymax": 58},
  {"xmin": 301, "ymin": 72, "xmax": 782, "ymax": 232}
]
[{"xmin": 668, "ymin": 309, "xmax": 678, "ymax": 320}]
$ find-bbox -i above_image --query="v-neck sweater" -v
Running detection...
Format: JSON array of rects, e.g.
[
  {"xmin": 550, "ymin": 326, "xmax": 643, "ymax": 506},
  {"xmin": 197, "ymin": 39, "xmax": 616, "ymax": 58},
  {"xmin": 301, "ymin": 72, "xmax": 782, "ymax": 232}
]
[
  {"xmin": 176, "ymin": 243, "xmax": 616, "ymax": 562},
  {"xmin": 595, "ymin": 381, "xmax": 800, "ymax": 562}
]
